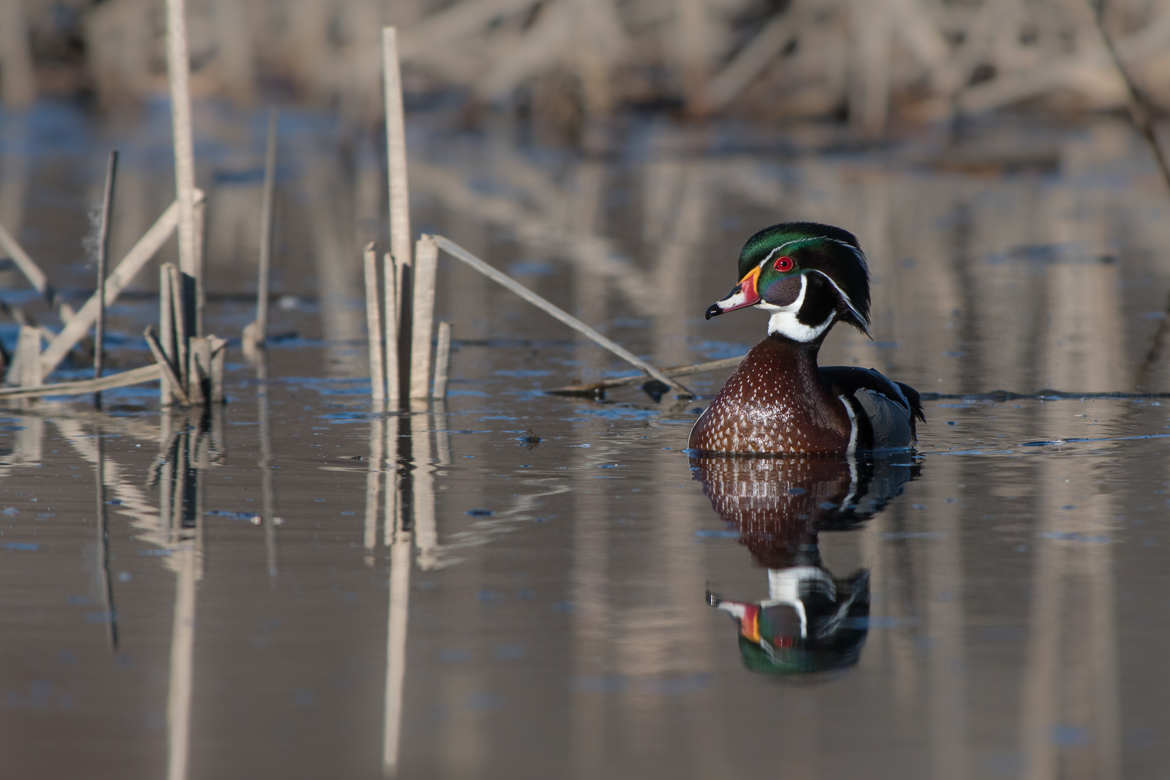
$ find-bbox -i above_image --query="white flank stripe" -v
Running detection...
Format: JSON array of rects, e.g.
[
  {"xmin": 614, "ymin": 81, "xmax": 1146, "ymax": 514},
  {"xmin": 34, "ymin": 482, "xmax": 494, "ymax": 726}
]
[{"xmin": 839, "ymin": 394, "xmax": 859, "ymax": 458}]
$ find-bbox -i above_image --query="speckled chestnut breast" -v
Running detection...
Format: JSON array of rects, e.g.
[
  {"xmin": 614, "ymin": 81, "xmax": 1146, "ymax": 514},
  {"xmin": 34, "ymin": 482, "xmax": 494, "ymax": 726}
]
[{"xmin": 688, "ymin": 337, "xmax": 852, "ymax": 455}]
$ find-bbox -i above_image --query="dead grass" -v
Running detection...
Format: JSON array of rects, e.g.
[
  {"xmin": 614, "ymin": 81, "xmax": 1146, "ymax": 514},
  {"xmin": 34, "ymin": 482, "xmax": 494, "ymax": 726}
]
[{"xmin": 7, "ymin": 1, "xmax": 1170, "ymax": 132}]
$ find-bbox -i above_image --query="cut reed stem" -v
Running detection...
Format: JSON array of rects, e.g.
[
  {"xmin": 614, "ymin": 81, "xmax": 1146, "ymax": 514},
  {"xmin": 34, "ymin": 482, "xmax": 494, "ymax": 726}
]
[
  {"xmin": 383, "ymin": 27, "xmax": 413, "ymax": 404},
  {"xmin": 410, "ymin": 235, "xmax": 438, "ymax": 398},
  {"xmin": 364, "ymin": 243, "xmax": 386, "ymax": 403},
  {"xmin": 165, "ymin": 0, "xmax": 199, "ymax": 287},
  {"xmin": 254, "ymin": 108, "xmax": 278, "ymax": 345},
  {"xmin": 384, "ymin": 251, "xmax": 401, "ymax": 405},
  {"xmin": 382, "ymin": 27, "xmax": 412, "ymax": 273},
  {"xmin": 432, "ymin": 320, "xmax": 451, "ymax": 399}
]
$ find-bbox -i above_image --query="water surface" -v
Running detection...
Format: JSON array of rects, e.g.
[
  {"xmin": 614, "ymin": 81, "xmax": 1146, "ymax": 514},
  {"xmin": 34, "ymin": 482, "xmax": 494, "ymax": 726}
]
[{"xmin": 2, "ymin": 104, "xmax": 1169, "ymax": 778}]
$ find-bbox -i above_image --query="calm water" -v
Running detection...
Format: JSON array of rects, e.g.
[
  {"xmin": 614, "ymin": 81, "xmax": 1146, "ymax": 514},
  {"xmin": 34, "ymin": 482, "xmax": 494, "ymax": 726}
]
[{"xmin": 2, "ymin": 103, "xmax": 1170, "ymax": 778}]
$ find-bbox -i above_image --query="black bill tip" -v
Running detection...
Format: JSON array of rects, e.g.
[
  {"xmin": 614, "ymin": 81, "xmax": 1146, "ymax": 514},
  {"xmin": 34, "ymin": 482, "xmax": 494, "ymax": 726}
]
[{"xmin": 704, "ymin": 303, "xmax": 721, "ymax": 320}]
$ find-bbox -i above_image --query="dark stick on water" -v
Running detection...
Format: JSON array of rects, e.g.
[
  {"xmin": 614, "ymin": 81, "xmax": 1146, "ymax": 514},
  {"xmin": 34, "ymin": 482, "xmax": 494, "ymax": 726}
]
[
  {"xmin": 1089, "ymin": 0, "xmax": 1170, "ymax": 194},
  {"xmin": 94, "ymin": 149, "xmax": 118, "ymax": 408}
]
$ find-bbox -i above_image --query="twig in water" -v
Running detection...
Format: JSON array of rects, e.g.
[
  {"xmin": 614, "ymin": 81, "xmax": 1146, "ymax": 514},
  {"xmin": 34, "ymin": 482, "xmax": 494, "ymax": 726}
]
[
  {"xmin": 432, "ymin": 235, "xmax": 693, "ymax": 397},
  {"xmin": 0, "ymin": 363, "xmax": 163, "ymax": 401},
  {"xmin": 548, "ymin": 355, "xmax": 743, "ymax": 397}
]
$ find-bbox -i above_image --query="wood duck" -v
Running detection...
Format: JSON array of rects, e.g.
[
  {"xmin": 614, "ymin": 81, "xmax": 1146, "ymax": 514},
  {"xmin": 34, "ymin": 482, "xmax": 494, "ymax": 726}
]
[{"xmin": 688, "ymin": 222, "xmax": 924, "ymax": 455}]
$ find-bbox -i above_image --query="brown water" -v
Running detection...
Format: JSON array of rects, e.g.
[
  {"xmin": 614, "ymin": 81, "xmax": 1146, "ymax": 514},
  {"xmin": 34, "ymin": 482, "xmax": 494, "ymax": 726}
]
[{"xmin": 2, "ymin": 104, "xmax": 1170, "ymax": 778}]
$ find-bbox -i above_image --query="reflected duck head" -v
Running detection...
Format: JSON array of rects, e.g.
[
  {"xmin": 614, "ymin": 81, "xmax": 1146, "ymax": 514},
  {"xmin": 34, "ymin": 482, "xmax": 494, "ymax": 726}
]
[{"xmin": 693, "ymin": 452, "xmax": 919, "ymax": 676}]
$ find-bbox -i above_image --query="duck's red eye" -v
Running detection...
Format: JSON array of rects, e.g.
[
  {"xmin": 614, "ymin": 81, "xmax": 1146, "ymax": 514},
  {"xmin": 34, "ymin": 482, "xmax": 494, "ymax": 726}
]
[{"xmin": 773, "ymin": 255, "xmax": 795, "ymax": 273}]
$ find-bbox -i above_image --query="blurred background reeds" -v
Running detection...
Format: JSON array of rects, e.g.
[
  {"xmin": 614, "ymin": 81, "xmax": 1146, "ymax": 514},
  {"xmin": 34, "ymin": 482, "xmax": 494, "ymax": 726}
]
[{"xmin": 3, "ymin": 0, "xmax": 1169, "ymax": 137}]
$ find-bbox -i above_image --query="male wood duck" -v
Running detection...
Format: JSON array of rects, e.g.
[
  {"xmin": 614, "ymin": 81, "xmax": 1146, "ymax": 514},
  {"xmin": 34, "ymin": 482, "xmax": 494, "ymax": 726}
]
[{"xmin": 688, "ymin": 222, "xmax": 924, "ymax": 455}]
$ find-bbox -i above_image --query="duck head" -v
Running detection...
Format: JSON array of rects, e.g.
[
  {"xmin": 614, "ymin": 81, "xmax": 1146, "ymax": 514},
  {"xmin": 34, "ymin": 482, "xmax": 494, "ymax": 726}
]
[{"xmin": 705, "ymin": 222, "xmax": 871, "ymax": 342}]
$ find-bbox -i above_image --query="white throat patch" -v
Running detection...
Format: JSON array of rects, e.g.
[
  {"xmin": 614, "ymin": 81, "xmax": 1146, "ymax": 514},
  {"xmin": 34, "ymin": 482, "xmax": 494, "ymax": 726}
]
[{"xmin": 761, "ymin": 274, "xmax": 836, "ymax": 341}]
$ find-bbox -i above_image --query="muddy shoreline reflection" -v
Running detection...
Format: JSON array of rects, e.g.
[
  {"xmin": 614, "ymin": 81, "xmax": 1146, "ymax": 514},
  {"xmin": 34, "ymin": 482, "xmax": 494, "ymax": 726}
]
[{"xmin": 693, "ymin": 453, "xmax": 920, "ymax": 677}]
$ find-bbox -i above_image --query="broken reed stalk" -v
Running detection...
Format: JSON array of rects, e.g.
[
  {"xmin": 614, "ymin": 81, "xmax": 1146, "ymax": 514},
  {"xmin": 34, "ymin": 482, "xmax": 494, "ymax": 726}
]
[
  {"xmin": 188, "ymin": 338, "xmax": 210, "ymax": 404},
  {"xmin": 0, "ymin": 363, "xmax": 162, "ymax": 401},
  {"xmin": 382, "ymin": 27, "xmax": 412, "ymax": 275},
  {"xmin": 209, "ymin": 336, "xmax": 226, "ymax": 403},
  {"xmin": 192, "ymin": 192, "xmax": 206, "ymax": 338},
  {"xmin": 384, "ymin": 252, "xmax": 401, "ymax": 405},
  {"xmin": 254, "ymin": 108, "xmax": 277, "ymax": 345},
  {"xmin": 364, "ymin": 243, "xmax": 386, "ymax": 403},
  {"xmin": 166, "ymin": 0, "xmax": 198, "ymax": 288},
  {"xmin": 159, "ymin": 264, "xmax": 177, "ymax": 404},
  {"xmin": 94, "ymin": 149, "xmax": 119, "ymax": 407},
  {"xmin": 432, "ymin": 321, "xmax": 452, "ymax": 399},
  {"xmin": 548, "ymin": 355, "xmax": 744, "ymax": 396},
  {"xmin": 40, "ymin": 195, "xmax": 189, "ymax": 379},
  {"xmin": 410, "ymin": 236, "xmax": 438, "ymax": 399},
  {"xmin": 431, "ymin": 235, "xmax": 694, "ymax": 397},
  {"xmin": 168, "ymin": 264, "xmax": 190, "ymax": 399},
  {"xmin": 16, "ymin": 327, "xmax": 41, "ymax": 390},
  {"xmin": 383, "ymin": 26, "xmax": 412, "ymax": 402},
  {"xmin": 1088, "ymin": 0, "xmax": 1170, "ymax": 194},
  {"xmin": 160, "ymin": 263, "xmax": 193, "ymax": 406}
]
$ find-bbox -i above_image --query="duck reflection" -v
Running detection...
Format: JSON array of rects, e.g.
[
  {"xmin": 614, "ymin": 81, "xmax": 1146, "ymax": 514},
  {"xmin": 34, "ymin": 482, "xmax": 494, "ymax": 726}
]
[{"xmin": 693, "ymin": 453, "xmax": 919, "ymax": 676}]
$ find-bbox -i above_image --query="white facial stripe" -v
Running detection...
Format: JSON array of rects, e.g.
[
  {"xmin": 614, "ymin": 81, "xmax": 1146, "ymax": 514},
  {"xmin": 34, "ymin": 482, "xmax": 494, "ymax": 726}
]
[
  {"xmin": 761, "ymin": 274, "xmax": 831, "ymax": 341},
  {"xmin": 767, "ymin": 309, "xmax": 834, "ymax": 341},
  {"xmin": 763, "ymin": 273, "xmax": 823, "ymax": 336},
  {"xmin": 757, "ymin": 238, "xmax": 822, "ymax": 271}
]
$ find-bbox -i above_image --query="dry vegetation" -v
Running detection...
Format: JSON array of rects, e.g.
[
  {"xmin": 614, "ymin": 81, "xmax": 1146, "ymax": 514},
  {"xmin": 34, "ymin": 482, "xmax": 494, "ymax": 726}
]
[{"xmin": 3, "ymin": 0, "xmax": 1169, "ymax": 133}]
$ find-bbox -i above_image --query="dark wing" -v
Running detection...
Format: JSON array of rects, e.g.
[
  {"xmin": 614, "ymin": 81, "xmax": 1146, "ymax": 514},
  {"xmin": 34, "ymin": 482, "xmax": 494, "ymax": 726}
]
[
  {"xmin": 895, "ymin": 381, "xmax": 926, "ymax": 425},
  {"xmin": 820, "ymin": 366, "xmax": 925, "ymax": 440}
]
